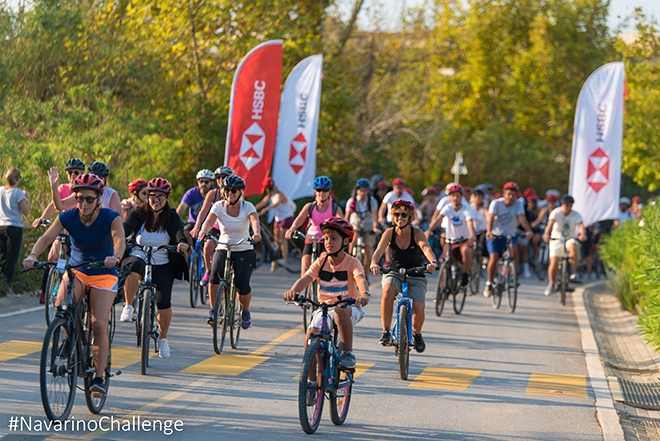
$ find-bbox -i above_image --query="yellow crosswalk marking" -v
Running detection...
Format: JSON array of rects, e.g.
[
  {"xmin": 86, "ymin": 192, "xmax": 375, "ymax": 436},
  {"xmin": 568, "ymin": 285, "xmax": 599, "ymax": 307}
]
[
  {"xmin": 410, "ymin": 367, "xmax": 482, "ymax": 390},
  {"xmin": 294, "ymin": 362, "xmax": 375, "ymax": 380},
  {"xmin": 526, "ymin": 373, "xmax": 588, "ymax": 398},
  {"xmin": 180, "ymin": 354, "xmax": 269, "ymax": 376},
  {"xmin": 111, "ymin": 347, "xmax": 145, "ymax": 369},
  {"xmin": 0, "ymin": 340, "xmax": 42, "ymax": 361}
]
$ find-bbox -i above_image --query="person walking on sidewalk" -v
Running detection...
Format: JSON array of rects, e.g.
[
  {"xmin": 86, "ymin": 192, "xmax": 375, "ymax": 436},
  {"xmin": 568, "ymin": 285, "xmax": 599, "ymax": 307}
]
[{"xmin": 0, "ymin": 168, "xmax": 30, "ymax": 293}]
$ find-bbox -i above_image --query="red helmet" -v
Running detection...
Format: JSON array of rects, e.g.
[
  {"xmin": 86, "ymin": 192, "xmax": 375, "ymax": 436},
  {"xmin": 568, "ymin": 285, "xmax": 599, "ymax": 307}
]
[
  {"xmin": 503, "ymin": 182, "xmax": 519, "ymax": 192},
  {"xmin": 393, "ymin": 178, "xmax": 405, "ymax": 186},
  {"xmin": 392, "ymin": 199, "xmax": 415, "ymax": 212},
  {"xmin": 632, "ymin": 196, "xmax": 642, "ymax": 203},
  {"xmin": 446, "ymin": 183, "xmax": 462, "ymax": 195},
  {"xmin": 523, "ymin": 187, "xmax": 536, "ymax": 199},
  {"xmin": 546, "ymin": 194, "xmax": 559, "ymax": 202},
  {"xmin": 147, "ymin": 177, "xmax": 172, "ymax": 195},
  {"xmin": 128, "ymin": 178, "xmax": 147, "ymax": 194},
  {"xmin": 494, "ymin": 192, "xmax": 502, "ymax": 199},
  {"xmin": 403, "ymin": 188, "xmax": 414, "ymax": 196},
  {"xmin": 320, "ymin": 216, "xmax": 354, "ymax": 240},
  {"xmin": 72, "ymin": 173, "xmax": 105, "ymax": 194},
  {"xmin": 422, "ymin": 187, "xmax": 438, "ymax": 197},
  {"xmin": 376, "ymin": 180, "xmax": 389, "ymax": 188},
  {"xmin": 263, "ymin": 177, "xmax": 275, "ymax": 190},
  {"xmin": 462, "ymin": 186, "xmax": 473, "ymax": 193}
]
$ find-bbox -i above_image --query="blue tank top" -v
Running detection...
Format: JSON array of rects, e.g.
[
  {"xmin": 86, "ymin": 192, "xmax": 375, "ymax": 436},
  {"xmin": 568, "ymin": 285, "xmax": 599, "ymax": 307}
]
[{"xmin": 59, "ymin": 208, "xmax": 120, "ymax": 276}]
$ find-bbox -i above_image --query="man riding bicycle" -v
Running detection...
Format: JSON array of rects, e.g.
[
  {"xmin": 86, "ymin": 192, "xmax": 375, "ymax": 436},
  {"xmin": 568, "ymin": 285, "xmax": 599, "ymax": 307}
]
[{"xmin": 176, "ymin": 169, "xmax": 215, "ymax": 254}]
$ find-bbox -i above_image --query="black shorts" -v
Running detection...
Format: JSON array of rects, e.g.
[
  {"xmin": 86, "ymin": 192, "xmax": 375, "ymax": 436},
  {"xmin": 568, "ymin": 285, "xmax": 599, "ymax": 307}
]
[
  {"xmin": 303, "ymin": 241, "xmax": 325, "ymax": 257},
  {"xmin": 209, "ymin": 249, "xmax": 256, "ymax": 295},
  {"xmin": 184, "ymin": 223, "xmax": 220, "ymax": 239},
  {"xmin": 121, "ymin": 256, "xmax": 175, "ymax": 310}
]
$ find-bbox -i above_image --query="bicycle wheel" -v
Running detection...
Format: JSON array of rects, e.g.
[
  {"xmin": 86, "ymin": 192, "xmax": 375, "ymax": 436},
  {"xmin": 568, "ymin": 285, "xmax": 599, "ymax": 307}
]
[
  {"xmin": 491, "ymin": 266, "xmax": 503, "ymax": 309},
  {"xmin": 537, "ymin": 244, "xmax": 549, "ymax": 281},
  {"xmin": 84, "ymin": 334, "xmax": 110, "ymax": 414},
  {"xmin": 397, "ymin": 303, "xmax": 410, "ymax": 380},
  {"xmin": 453, "ymin": 274, "xmax": 467, "ymax": 315},
  {"xmin": 329, "ymin": 360, "xmax": 353, "ymax": 425},
  {"xmin": 230, "ymin": 287, "xmax": 241, "ymax": 349},
  {"xmin": 213, "ymin": 282, "xmax": 228, "ymax": 354},
  {"xmin": 469, "ymin": 251, "xmax": 481, "ymax": 295},
  {"xmin": 140, "ymin": 288, "xmax": 153, "ymax": 375},
  {"xmin": 506, "ymin": 261, "xmax": 517, "ymax": 313},
  {"xmin": 560, "ymin": 260, "xmax": 567, "ymax": 306},
  {"xmin": 435, "ymin": 262, "xmax": 450, "ymax": 317},
  {"xmin": 40, "ymin": 317, "xmax": 77, "ymax": 421},
  {"xmin": 253, "ymin": 242, "xmax": 266, "ymax": 268},
  {"xmin": 298, "ymin": 340, "xmax": 324, "ymax": 434},
  {"xmin": 44, "ymin": 268, "xmax": 61, "ymax": 326},
  {"xmin": 189, "ymin": 252, "xmax": 200, "ymax": 308}
]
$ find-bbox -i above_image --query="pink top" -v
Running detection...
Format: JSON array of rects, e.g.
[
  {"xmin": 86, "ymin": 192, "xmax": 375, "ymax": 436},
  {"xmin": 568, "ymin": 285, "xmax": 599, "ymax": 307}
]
[
  {"xmin": 307, "ymin": 202, "xmax": 333, "ymax": 238},
  {"xmin": 59, "ymin": 184, "xmax": 74, "ymax": 211}
]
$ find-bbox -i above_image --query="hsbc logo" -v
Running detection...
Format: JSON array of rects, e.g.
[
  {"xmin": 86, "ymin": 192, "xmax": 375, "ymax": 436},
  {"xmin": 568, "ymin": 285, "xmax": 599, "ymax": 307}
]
[
  {"xmin": 587, "ymin": 147, "xmax": 609, "ymax": 193},
  {"xmin": 289, "ymin": 132, "xmax": 307, "ymax": 174},
  {"xmin": 240, "ymin": 122, "xmax": 265, "ymax": 170}
]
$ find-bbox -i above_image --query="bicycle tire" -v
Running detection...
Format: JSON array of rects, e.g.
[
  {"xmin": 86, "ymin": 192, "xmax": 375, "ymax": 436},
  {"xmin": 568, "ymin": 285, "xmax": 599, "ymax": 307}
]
[
  {"xmin": 560, "ymin": 260, "xmax": 567, "ymax": 306},
  {"xmin": 40, "ymin": 317, "xmax": 77, "ymax": 422},
  {"xmin": 329, "ymin": 361, "xmax": 353, "ymax": 425},
  {"xmin": 537, "ymin": 244, "xmax": 549, "ymax": 281},
  {"xmin": 44, "ymin": 268, "xmax": 61, "ymax": 326},
  {"xmin": 229, "ymin": 286, "xmax": 241, "ymax": 349},
  {"xmin": 397, "ymin": 303, "xmax": 410, "ymax": 380},
  {"xmin": 435, "ymin": 262, "xmax": 450, "ymax": 317},
  {"xmin": 108, "ymin": 302, "xmax": 116, "ymax": 346},
  {"xmin": 140, "ymin": 288, "xmax": 152, "ymax": 375},
  {"xmin": 213, "ymin": 282, "xmax": 228, "ymax": 354},
  {"xmin": 506, "ymin": 261, "xmax": 517, "ymax": 313},
  {"xmin": 189, "ymin": 252, "xmax": 200, "ymax": 308},
  {"xmin": 254, "ymin": 242, "xmax": 266, "ymax": 269},
  {"xmin": 469, "ymin": 250, "xmax": 481, "ymax": 295},
  {"xmin": 453, "ymin": 275, "xmax": 467, "ymax": 315},
  {"xmin": 84, "ymin": 334, "xmax": 110, "ymax": 414},
  {"xmin": 491, "ymin": 266, "xmax": 503, "ymax": 309},
  {"xmin": 298, "ymin": 340, "xmax": 324, "ymax": 434}
]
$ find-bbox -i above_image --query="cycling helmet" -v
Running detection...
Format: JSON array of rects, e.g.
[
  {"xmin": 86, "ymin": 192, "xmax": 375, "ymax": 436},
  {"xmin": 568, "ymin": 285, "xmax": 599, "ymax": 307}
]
[
  {"xmin": 392, "ymin": 178, "xmax": 405, "ymax": 186},
  {"xmin": 546, "ymin": 194, "xmax": 559, "ymax": 202},
  {"xmin": 632, "ymin": 196, "xmax": 642, "ymax": 203},
  {"xmin": 214, "ymin": 166, "xmax": 235, "ymax": 178},
  {"xmin": 223, "ymin": 175, "xmax": 246, "ymax": 191},
  {"xmin": 620, "ymin": 197, "xmax": 631, "ymax": 206},
  {"xmin": 356, "ymin": 178, "xmax": 370, "ymax": 189},
  {"xmin": 523, "ymin": 187, "xmax": 536, "ymax": 199},
  {"xmin": 560, "ymin": 194, "xmax": 575, "ymax": 204},
  {"xmin": 462, "ymin": 186, "xmax": 473, "ymax": 193},
  {"xmin": 546, "ymin": 189, "xmax": 561, "ymax": 198},
  {"xmin": 147, "ymin": 177, "xmax": 172, "ymax": 195},
  {"xmin": 472, "ymin": 189, "xmax": 484, "ymax": 197},
  {"xmin": 313, "ymin": 176, "xmax": 332, "ymax": 189},
  {"xmin": 482, "ymin": 183, "xmax": 493, "ymax": 191},
  {"xmin": 128, "ymin": 178, "xmax": 147, "ymax": 194},
  {"xmin": 320, "ymin": 216, "xmax": 355, "ymax": 241},
  {"xmin": 87, "ymin": 161, "xmax": 110, "ymax": 178},
  {"xmin": 376, "ymin": 180, "xmax": 389, "ymax": 188},
  {"xmin": 263, "ymin": 177, "xmax": 275, "ymax": 190},
  {"xmin": 422, "ymin": 187, "xmax": 438, "ymax": 197},
  {"xmin": 447, "ymin": 183, "xmax": 462, "ymax": 195},
  {"xmin": 196, "ymin": 169, "xmax": 214, "ymax": 181},
  {"xmin": 392, "ymin": 199, "xmax": 415, "ymax": 212},
  {"xmin": 65, "ymin": 158, "xmax": 85, "ymax": 171},
  {"xmin": 404, "ymin": 188, "xmax": 414, "ymax": 196},
  {"xmin": 72, "ymin": 173, "xmax": 104, "ymax": 194},
  {"xmin": 503, "ymin": 182, "xmax": 519, "ymax": 192}
]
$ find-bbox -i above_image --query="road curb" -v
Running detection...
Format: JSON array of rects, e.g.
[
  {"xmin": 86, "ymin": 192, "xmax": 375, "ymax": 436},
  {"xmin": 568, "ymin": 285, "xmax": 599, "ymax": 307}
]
[{"xmin": 572, "ymin": 283, "xmax": 625, "ymax": 441}]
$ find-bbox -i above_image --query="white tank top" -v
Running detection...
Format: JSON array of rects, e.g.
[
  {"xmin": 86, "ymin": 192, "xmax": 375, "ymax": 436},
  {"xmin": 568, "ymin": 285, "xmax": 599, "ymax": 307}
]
[
  {"xmin": 100, "ymin": 187, "xmax": 117, "ymax": 210},
  {"xmin": 271, "ymin": 194, "xmax": 294, "ymax": 222}
]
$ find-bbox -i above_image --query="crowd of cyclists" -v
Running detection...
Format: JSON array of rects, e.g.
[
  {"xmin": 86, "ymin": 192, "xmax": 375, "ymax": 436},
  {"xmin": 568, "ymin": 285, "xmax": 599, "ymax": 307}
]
[{"xmin": 19, "ymin": 157, "xmax": 645, "ymax": 400}]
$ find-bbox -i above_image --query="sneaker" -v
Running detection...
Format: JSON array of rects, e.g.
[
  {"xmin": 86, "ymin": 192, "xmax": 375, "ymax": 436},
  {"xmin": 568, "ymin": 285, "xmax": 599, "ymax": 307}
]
[
  {"xmin": 277, "ymin": 258, "xmax": 288, "ymax": 268},
  {"xmin": 379, "ymin": 330, "xmax": 393, "ymax": 346},
  {"xmin": 413, "ymin": 333, "xmax": 426, "ymax": 353},
  {"xmin": 483, "ymin": 283, "xmax": 494, "ymax": 298},
  {"xmin": 461, "ymin": 273, "xmax": 469, "ymax": 287},
  {"xmin": 241, "ymin": 310, "xmax": 251, "ymax": 329},
  {"xmin": 544, "ymin": 284, "xmax": 554, "ymax": 296},
  {"xmin": 207, "ymin": 309, "xmax": 214, "ymax": 325},
  {"xmin": 89, "ymin": 377, "xmax": 106, "ymax": 397},
  {"xmin": 120, "ymin": 304, "xmax": 134, "ymax": 322},
  {"xmin": 339, "ymin": 351, "xmax": 356, "ymax": 370},
  {"xmin": 200, "ymin": 272, "xmax": 210, "ymax": 287},
  {"xmin": 158, "ymin": 338, "xmax": 170, "ymax": 358},
  {"xmin": 523, "ymin": 267, "xmax": 532, "ymax": 279},
  {"xmin": 306, "ymin": 381, "xmax": 318, "ymax": 406},
  {"xmin": 570, "ymin": 272, "xmax": 579, "ymax": 282},
  {"xmin": 270, "ymin": 260, "xmax": 278, "ymax": 272}
]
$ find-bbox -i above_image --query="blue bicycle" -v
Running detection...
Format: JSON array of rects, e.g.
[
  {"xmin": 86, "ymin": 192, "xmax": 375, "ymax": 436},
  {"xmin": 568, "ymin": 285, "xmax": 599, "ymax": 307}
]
[
  {"xmin": 380, "ymin": 266, "xmax": 427, "ymax": 380},
  {"xmin": 189, "ymin": 237, "xmax": 208, "ymax": 308}
]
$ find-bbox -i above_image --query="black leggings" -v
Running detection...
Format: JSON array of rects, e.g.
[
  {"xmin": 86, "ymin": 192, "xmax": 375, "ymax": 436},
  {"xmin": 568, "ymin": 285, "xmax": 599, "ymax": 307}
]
[
  {"xmin": 0, "ymin": 226, "xmax": 23, "ymax": 285},
  {"xmin": 121, "ymin": 257, "xmax": 175, "ymax": 309},
  {"xmin": 209, "ymin": 249, "xmax": 256, "ymax": 295}
]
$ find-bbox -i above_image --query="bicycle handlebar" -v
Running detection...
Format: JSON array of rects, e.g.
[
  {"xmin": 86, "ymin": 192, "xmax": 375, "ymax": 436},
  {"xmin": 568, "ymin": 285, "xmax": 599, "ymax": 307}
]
[
  {"xmin": 290, "ymin": 295, "xmax": 356, "ymax": 309},
  {"xmin": 23, "ymin": 259, "xmax": 108, "ymax": 272},
  {"xmin": 378, "ymin": 266, "xmax": 430, "ymax": 275},
  {"xmin": 129, "ymin": 242, "xmax": 180, "ymax": 254},
  {"xmin": 204, "ymin": 235, "xmax": 253, "ymax": 247},
  {"xmin": 292, "ymin": 231, "xmax": 323, "ymax": 242}
]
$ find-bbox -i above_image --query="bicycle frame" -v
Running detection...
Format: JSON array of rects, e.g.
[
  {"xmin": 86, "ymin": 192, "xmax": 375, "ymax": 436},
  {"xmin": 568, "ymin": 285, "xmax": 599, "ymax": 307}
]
[{"xmin": 392, "ymin": 282, "xmax": 413, "ymax": 348}]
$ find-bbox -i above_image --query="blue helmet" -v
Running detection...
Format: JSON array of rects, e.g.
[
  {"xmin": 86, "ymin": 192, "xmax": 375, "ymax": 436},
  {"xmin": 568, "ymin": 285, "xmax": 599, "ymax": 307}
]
[
  {"xmin": 313, "ymin": 176, "xmax": 332, "ymax": 189},
  {"xmin": 356, "ymin": 178, "xmax": 370, "ymax": 189}
]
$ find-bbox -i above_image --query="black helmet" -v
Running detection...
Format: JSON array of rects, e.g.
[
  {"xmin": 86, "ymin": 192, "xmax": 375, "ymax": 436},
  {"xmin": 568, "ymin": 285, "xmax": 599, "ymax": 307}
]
[
  {"xmin": 222, "ymin": 175, "xmax": 246, "ymax": 191},
  {"xmin": 65, "ymin": 158, "xmax": 85, "ymax": 171},
  {"xmin": 560, "ymin": 194, "xmax": 575, "ymax": 204},
  {"xmin": 87, "ymin": 161, "xmax": 110, "ymax": 178}
]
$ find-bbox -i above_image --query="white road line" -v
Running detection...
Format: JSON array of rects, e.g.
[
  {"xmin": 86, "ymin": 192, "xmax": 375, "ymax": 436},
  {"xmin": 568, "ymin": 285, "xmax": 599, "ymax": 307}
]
[
  {"xmin": 572, "ymin": 284, "xmax": 625, "ymax": 441},
  {"xmin": 0, "ymin": 306, "xmax": 42, "ymax": 318}
]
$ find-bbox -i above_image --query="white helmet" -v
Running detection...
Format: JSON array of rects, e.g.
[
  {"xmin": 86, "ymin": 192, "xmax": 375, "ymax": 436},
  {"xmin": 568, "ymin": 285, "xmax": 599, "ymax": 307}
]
[
  {"xmin": 214, "ymin": 166, "xmax": 235, "ymax": 178},
  {"xmin": 196, "ymin": 169, "xmax": 214, "ymax": 180},
  {"xmin": 620, "ymin": 197, "xmax": 631, "ymax": 206}
]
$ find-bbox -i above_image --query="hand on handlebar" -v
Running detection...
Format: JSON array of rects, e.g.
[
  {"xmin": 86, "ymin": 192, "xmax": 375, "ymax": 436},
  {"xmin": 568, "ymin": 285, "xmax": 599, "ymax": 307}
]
[
  {"xmin": 177, "ymin": 242, "xmax": 189, "ymax": 253},
  {"xmin": 486, "ymin": 231, "xmax": 494, "ymax": 241},
  {"xmin": 284, "ymin": 290, "xmax": 299, "ymax": 302},
  {"xmin": 104, "ymin": 255, "xmax": 120, "ymax": 268},
  {"xmin": 542, "ymin": 232, "xmax": 549, "ymax": 243},
  {"xmin": 285, "ymin": 229, "xmax": 294, "ymax": 240},
  {"xmin": 426, "ymin": 261, "xmax": 437, "ymax": 272},
  {"xmin": 251, "ymin": 233, "xmax": 262, "ymax": 243},
  {"xmin": 370, "ymin": 263, "xmax": 380, "ymax": 276},
  {"xmin": 23, "ymin": 255, "xmax": 37, "ymax": 269}
]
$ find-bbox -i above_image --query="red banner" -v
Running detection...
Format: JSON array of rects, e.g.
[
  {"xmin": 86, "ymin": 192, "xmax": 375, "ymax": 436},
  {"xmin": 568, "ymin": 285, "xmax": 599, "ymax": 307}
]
[{"xmin": 224, "ymin": 40, "xmax": 283, "ymax": 196}]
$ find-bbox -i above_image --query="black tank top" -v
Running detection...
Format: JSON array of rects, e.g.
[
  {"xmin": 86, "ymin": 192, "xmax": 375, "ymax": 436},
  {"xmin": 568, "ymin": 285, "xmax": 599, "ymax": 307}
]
[{"xmin": 389, "ymin": 227, "xmax": 424, "ymax": 277}]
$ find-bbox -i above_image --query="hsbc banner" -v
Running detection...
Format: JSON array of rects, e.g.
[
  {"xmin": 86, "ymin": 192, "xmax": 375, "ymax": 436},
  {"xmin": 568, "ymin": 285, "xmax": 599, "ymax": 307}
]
[
  {"xmin": 224, "ymin": 40, "xmax": 283, "ymax": 196},
  {"xmin": 272, "ymin": 54, "xmax": 323, "ymax": 200},
  {"xmin": 569, "ymin": 62, "xmax": 624, "ymax": 227}
]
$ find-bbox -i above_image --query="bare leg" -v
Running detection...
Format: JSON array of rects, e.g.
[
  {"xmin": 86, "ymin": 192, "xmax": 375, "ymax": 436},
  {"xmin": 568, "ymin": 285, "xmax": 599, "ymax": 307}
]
[
  {"xmin": 548, "ymin": 257, "xmax": 559, "ymax": 282},
  {"xmin": 301, "ymin": 254, "xmax": 311, "ymax": 278},
  {"xmin": 487, "ymin": 252, "xmax": 500, "ymax": 283},
  {"xmin": 239, "ymin": 291, "xmax": 252, "ymax": 312},
  {"xmin": 380, "ymin": 283, "xmax": 397, "ymax": 330},
  {"xmin": 158, "ymin": 307, "xmax": 172, "ymax": 338},
  {"xmin": 88, "ymin": 288, "xmax": 114, "ymax": 378},
  {"xmin": 412, "ymin": 300, "xmax": 425, "ymax": 334},
  {"xmin": 124, "ymin": 273, "xmax": 140, "ymax": 307},
  {"xmin": 334, "ymin": 307, "xmax": 353, "ymax": 351}
]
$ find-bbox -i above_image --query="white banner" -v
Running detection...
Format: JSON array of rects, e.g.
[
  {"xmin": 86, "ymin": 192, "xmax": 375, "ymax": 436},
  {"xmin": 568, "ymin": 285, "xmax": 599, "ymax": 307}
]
[
  {"xmin": 271, "ymin": 54, "xmax": 323, "ymax": 200},
  {"xmin": 569, "ymin": 62, "xmax": 625, "ymax": 227}
]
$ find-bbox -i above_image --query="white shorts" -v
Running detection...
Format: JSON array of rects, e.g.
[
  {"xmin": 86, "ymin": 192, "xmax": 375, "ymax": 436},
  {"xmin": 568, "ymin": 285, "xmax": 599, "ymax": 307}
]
[
  {"xmin": 308, "ymin": 305, "xmax": 365, "ymax": 331},
  {"xmin": 549, "ymin": 238, "xmax": 577, "ymax": 259}
]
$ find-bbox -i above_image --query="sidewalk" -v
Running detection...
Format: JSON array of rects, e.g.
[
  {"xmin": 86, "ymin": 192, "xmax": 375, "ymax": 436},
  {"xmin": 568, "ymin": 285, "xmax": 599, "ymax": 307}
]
[
  {"xmin": 583, "ymin": 281, "xmax": 660, "ymax": 441},
  {"xmin": 0, "ymin": 291, "xmax": 42, "ymax": 317}
]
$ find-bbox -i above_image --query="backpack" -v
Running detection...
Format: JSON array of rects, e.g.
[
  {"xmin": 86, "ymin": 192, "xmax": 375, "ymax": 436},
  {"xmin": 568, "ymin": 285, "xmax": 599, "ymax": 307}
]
[{"xmin": 307, "ymin": 201, "xmax": 339, "ymax": 219}]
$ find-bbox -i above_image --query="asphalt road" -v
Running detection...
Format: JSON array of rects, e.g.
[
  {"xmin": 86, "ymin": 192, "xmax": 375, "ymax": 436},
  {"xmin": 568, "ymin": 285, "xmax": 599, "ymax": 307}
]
[{"xmin": 0, "ymin": 266, "xmax": 604, "ymax": 440}]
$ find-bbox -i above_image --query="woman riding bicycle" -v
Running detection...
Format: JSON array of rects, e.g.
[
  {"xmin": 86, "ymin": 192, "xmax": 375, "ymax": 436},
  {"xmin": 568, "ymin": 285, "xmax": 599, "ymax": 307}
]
[
  {"xmin": 255, "ymin": 177, "xmax": 294, "ymax": 271},
  {"xmin": 121, "ymin": 179, "xmax": 148, "ymax": 219},
  {"xmin": 370, "ymin": 199, "xmax": 437, "ymax": 353},
  {"xmin": 23, "ymin": 173, "xmax": 125, "ymax": 397},
  {"xmin": 197, "ymin": 176, "xmax": 262, "ymax": 329},
  {"xmin": 120, "ymin": 178, "xmax": 189, "ymax": 359},
  {"xmin": 345, "ymin": 178, "xmax": 380, "ymax": 271}
]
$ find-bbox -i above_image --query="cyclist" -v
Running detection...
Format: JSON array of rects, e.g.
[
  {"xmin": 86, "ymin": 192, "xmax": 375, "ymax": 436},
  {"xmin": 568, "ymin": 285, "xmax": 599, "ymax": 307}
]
[
  {"xmin": 425, "ymin": 184, "xmax": 475, "ymax": 286},
  {"xmin": 50, "ymin": 161, "xmax": 123, "ymax": 215},
  {"xmin": 284, "ymin": 217, "xmax": 370, "ymax": 371},
  {"xmin": 542, "ymin": 194, "xmax": 586, "ymax": 295},
  {"xmin": 614, "ymin": 197, "xmax": 632, "ymax": 226},
  {"xmin": 378, "ymin": 178, "xmax": 416, "ymax": 229},
  {"xmin": 483, "ymin": 182, "xmax": 533, "ymax": 297},
  {"xmin": 419, "ymin": 187, "xmax": 438, "ymax": 229},
  {"xmin": 371, "ymin": 200, "xmax": 437, "ymax": 352},
  {"xmin": 198, "ymin": 176, "xmax": 261, "ymax": 328},
  {"xmin": 190, "ymin": 166, "xmax": 235, "ymax": 285},
  {"xmin": 285, "ymin": 176, "xmax": 344, "ymax": 277},
  {"xmin": 254, "ymin": 177, "xmax": 295, "ymax": 271},
  {"xmin": 516, "ymin": 194, "xmax": 541, "ymax": 279},
  {"xmin": 120, "ymin": 178, "xmax": 188, "ymax": 358},
  {"xmin": 121, "ymin": 179, "xmax": 148, "ymax": 219},
  {"xmin": 24, "ymin": 173, "xmax": 125, "ymax": 397},
  {"xmin": 345, "ymin": 178, "xmax": 380, "ymax": 272},
  {"xmin": 176, "ymin": 169, "xmax": 215, "ymax": 252}
]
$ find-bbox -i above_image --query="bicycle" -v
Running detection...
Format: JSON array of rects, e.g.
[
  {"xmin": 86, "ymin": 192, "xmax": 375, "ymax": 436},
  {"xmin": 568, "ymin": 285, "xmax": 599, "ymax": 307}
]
[
  {"xmin": 26, "ymin": 260, "xmax": 118, "ymax": 422},
  {"xmin": 379, "ymin": 266, "xmax": 428, "ymax": 380},
  {"xmin": 292, "ymin": 231, "xmax": 324, "ymax": 329},
  {"xmin": 206, "ymin": 235, "xmax": 252, "ymax": 355},
  {"xmin": 490, "ymin": 235, "xmax": 518, "ymax": 313},
  {"xmin": 351, "ymin": 229, "xmax": 375, "ymax": 268},
  {"xmin": 253, "ymin": 220, "xmax": 301, "ymax": 273},
  {"xmin": 435, "ymin": 240, "xmax": 467, "ymax": 316},
  {"xmin": 551, "ymin": 238, "xmax": 571, "ymax": 306},
  {"xmin": 533, "ymin": 239, "xmax": 549, "ymax": 281},
  {"xmin": 469, "ymin": 233, "xmax": 486, "ymax": 296},
  {"xmin": 188, "ymin": 237, "xmax": 208, "ymax": 308},
  {"xmin": 36, "ymin": 219, "xmax": 70, "ymax": 325},
  {"xmin": 129, "ymin": 242, "xmax": 179, "ymax": 375},
  {"xmin": 289, "ymin": 295, "xmax": 356, "ymax": 434}
]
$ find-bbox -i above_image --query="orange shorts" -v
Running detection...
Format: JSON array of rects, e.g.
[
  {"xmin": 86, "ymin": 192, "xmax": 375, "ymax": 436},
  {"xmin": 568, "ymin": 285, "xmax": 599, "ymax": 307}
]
[{"xmin": 72, "ymin": 269, "xmax": 118, "ymax": 293}]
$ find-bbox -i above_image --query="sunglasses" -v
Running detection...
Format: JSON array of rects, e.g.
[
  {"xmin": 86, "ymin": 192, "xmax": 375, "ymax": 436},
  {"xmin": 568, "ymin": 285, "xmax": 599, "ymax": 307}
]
[
  {"xmin": 198, "ymin": 179, "xmax": 212, "ymax": 185},
  {"xmin": 216, "ymin": 175, "xmax": 228, "ymax": 180},
  {"xmin": 225, "ymin": 188, "xmax": 240, "ymax": 194},
  {"xmin": 66, "ymin": 170, "xmax": 82, "ymax": 176},
  {"xmin": 75, "ymin": 196, "xmax": 98, "ymax": 204},
  {"xmin": 392, "ymin": 212, "xmax": 409, "ymax": 218},
  {"xmin": 148, "ymin": 193, "xmax": 167, "ymax": 201},
  {"xmin": 315, "ymin": 188, "xmax": 330, "ymax": 193}
]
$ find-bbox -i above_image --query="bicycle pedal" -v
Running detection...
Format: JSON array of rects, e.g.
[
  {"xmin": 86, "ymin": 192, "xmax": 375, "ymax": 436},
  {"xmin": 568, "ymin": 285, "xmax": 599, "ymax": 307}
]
[
  {"xmin": 109, "ymin": 370, "xmax": 122, "ymax": 377},
  {"xmin": 340, "ymin": 367, "xmax": 356, "ymax": 373}
]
